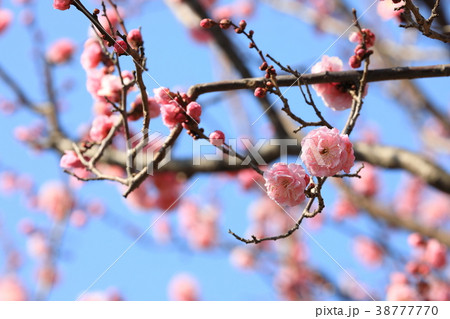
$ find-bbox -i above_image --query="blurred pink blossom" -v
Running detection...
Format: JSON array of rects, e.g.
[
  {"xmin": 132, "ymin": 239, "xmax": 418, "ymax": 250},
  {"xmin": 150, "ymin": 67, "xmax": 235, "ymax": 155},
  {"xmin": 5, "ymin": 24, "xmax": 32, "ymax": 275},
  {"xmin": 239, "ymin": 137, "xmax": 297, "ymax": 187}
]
[
  {"xmin": 46, "ymin": 38, "xmax": 76, "ymax": 64},
  {"xmin": 89, "ymin": 115, "xmax": 119, "ymax": 142},
  {"xmin": 237, "ymin": 168, "xmax": 265, "ymax": 190},
  {"xmin": 351, "ymin": 163, "xmax": 379, "ymax": 197},
  {"xmin": 424, "ymin": 239, "xmax": 447, "ymax": 269},
  {"xmin": 353, "ymin": 236, "xmax": 384, "ymax": 267},
  {"xmin": 0, "ymin": 276, "xmax": 27, "ymax": 301},
  {"xmin": 333, "ymin": 197, "xmax": 359, "ymax": 221},
  {"xmin": 81, "ymin": 39, "xmax": 103, "ymax": 70},
  {"xmin": 37, "ymin": 181, "xmax": 74, "ymax": 221},
  {"xmin": 0, "ymin": 9, "xmax": 13, "ymax": 34},
  {"xmin": 230, "ymin": 247, "xmax": 255, "ymax": 270},
  {"xmin": 377, "ymin": 0, "xmax": 404, "ymax": 21},
  {"xmin": 167, "ymin": 273, "xmax": 200, "ymax": 301},
  {"xmin": 311, "ymin": 56, "xmax": 353, "ymax": 110}
]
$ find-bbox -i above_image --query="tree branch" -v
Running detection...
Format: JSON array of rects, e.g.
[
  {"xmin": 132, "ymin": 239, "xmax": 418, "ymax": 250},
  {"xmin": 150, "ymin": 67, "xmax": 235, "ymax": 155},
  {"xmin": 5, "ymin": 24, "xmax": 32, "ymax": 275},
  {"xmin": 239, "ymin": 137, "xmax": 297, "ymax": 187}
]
[
  {"xmin": 188, "ymin": 64, "xmax": 450, "ymax": 99},
  {"xmin": 337, "ymin": 181, "xmax": 450, "ymax": 248}
]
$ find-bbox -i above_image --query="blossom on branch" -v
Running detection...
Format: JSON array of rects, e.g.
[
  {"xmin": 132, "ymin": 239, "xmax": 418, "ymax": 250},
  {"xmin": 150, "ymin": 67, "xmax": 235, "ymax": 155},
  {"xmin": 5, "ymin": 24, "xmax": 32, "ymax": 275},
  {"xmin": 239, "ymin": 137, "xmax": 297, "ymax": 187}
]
[
  {"xmin": 301, "ymin": 127, "xmax": 355, "ymax": 177},
  {"xmin": 263, "ymin": 163, "xmax": 310, "ymax": 207},
  {"xmin": 89, "ymin": 115, "xmax": 119, "ymax": 142},
  {"xmin": 209, "ymin": 130, "xmax": 225, "ymax": 146},
  {"xmin": 311, "ymin": 56, "xmax": 355, "ymax": 110},
  {"xmin": 53, "ymin": 0, "xmax": 71, "ymax": 11}
]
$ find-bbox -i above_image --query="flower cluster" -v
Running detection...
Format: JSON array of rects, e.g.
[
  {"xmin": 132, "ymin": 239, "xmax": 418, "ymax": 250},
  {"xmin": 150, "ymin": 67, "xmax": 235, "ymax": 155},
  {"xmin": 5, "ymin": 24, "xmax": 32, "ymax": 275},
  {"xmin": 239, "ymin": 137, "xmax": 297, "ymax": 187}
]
[
  {"xmin": 153, "ymin": 87, "xmax": 203, "ymax": 129},
  {"xmin": 348, "ymin": 29, "xmax": 375, "ymax": 69},
  {"xmin": 263, "ymin": 126, "xmax": 355, "ymax": 207}
]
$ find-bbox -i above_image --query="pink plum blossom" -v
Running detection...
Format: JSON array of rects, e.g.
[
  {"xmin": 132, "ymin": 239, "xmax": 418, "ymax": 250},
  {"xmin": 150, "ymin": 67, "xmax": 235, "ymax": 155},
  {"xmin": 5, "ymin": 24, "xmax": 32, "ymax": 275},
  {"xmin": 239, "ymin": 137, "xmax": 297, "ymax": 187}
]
[
  {"xmin": 353, "ymin": 236, "xmax": 384, "ymax": 267},
  {"xmin": 167, "ymin": 273, "xmax": 200, "ymax": 301},
  {"xmin": 189, "ymin": 27, "xmax": 212, "ymax": 43},
  {"xmin": 81, "ymin": 39, "xmax": 103, "ymax": 70},
  {"xmin": 46, "ymin": 38, "xmax": 76, "ymax": 64},
  {"xmin": 349, "ymin": 29, "xmax": 376, "ymax": 48},
  {"xmin": 89, "ymin": 115, "xmax": 118, "ymax": 142},
  {"xmin": 0, "ymin": 9, "xmax": 13, "ymax": 34},
  {"xmin": 186, "ymin": 101, "xmax": 202, "ymax": 123},
  {"xmin": 351, "ymin": 162, "xmax": 379, "ymax": 197},
  {"xmin": 78, "ymin": 289, "xmax": 123, "ymax": 301},
  {"xmin": 160, "ymin": 101, "xmax": 187, "ymax": 128},
  {"xmin": 36, "ymin": 265, "xmax": 58, "ymax": 287},
  {"xmin": 127, "ymin": 29, "xmax": 143, "ymax": 49},
  {"xmin": 93, "ymin": 100, "xmax": 112, "ymax": 116},
  {"xmin": 301, "ymin": 127, "xmax": 355, "ymax": 177},
  {"xmin": 237, "ymin": 168, "xmax": 265, "ymax": 190},
  {"xmin": 424, "ymin": 239, "xmax": 447, "ymax": 269},
  {"xmin": 124, "ymin": 181, "xmax": 154, "ymax": 211},
  {"xmin": 263, "ymin": 163, "xmax": 310, "ymax": 207},
  {"xmin": 395, "ymin": 176, "xmax": 424, "ymax": 217},
  {"xmin": 27, "ymin": 232, "xmax": 50, "ymax": 259},
  {"xmin": 427, "ymin": 280, "xmax": 450, "ymax": 301},
  {"xmin": 0, "ymin": 171, "xmax": 17, "ymax": 194},
  {"xmin": 418, "ymin": 194, "xmax": 450, "ymax": 227},
  {"xmin": 209, "ymin": 130, "xmax": 225, "ymax": 146},
  {"xmin": 60, "ymin": 150, "xmax": 85, "ymax": 169},
  {"xmin": 386, "ymin": 282, "xmax": 420, "ymax": 301},
  {"xmin": 377, "ymin": 0, "xmax": 404, "ymax": 21},
  {"xmin": 178, "ymin": 200, "xmax": 200, "ymax": 233},
  {"xmin": 0, "ymin": 276, "xmax": 27, "ymax": 301},
  {"xmin": 97, "ymin": 74, "xmax": 123, "ymax": 103},
  {"xmin": 333, "ymin": 197, "xmax": 359, "ymax": 221},
  {"xmin": 153, "ymin": 87, "xmax": 174, "ymax": 105},
  {"xmin": 70, "ymin": 209, "xmax": 88, "ymax": 228},
  {"xmin": 187, "ymin": 215, "xmax": 217, "ymax": 250},
  {"xmin": 18, "ymin": 218, "xmax": 35, "ymax": 235},
  {"xmin": 152, "ymin": 217, "xmax": 171, "ymax": 244},
  {"xmin": 129, "ymin": 94, "xmax": 161, "ymax": 121},
  {"xmin": 113, "ymin": 40, "xmax": 128, "ymax": 55},
  {"xmin": 407, "ymin": 233, "xmax": 425, "ymax": 248},
  {"xmin": 37, "ymin": 181, "xmax": 74, "ymax": 221},
  {"xmin": 311, "ymin": 56, "xmax": 353, "ymax": 110},
  {"xmin": 85, "ymin": 68, "xmax": 105, "ymax": 100},
  {"xmin": 53, "ymin": 0, "xmax": 71, "ymax": 11},
  {"xmin": 230, "ymin": 247, "xmax": 255, "ymax": 270}
]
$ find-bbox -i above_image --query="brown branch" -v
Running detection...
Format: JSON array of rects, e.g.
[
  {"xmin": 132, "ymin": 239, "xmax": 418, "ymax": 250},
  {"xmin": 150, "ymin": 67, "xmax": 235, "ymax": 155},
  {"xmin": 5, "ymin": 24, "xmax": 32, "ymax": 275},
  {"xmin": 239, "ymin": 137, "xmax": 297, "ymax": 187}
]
[
  {"xmin": 123, "ymin": 124, "xmax": 183, "ymax": 197},
  {"xmin": 0, "ymin": 64, "xmax": 42, "ymax": 113},
  {"xmin": 403, "ymin": 0, "xmax": 450, "ymax": 43},
  {"xmin": 337, "ymin": 181, "xmax": 450, "ymax": 248},
  {"xmin": 188, "ymin": 64, "xmax": 450, "ymax": 99}
]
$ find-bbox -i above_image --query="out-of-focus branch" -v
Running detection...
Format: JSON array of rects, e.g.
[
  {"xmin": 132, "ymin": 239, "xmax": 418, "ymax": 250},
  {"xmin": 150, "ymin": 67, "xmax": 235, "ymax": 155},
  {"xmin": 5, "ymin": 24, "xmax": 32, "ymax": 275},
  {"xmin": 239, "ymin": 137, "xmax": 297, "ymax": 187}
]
[
  {"xmin": 337, "ymin": 181, "xmax": 450, "ymax": 248},
  {"xmin": 0, "ymin": 64, "xmax": 43, "ymax": 114},
  {"xmin": 403, "ymin": 0, "xmax": 450, "ymax": 43}
]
